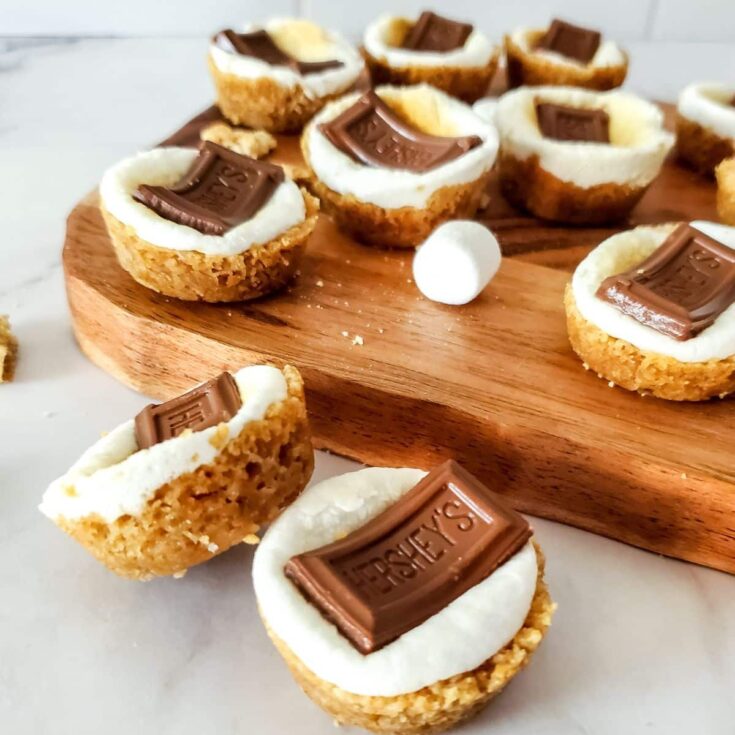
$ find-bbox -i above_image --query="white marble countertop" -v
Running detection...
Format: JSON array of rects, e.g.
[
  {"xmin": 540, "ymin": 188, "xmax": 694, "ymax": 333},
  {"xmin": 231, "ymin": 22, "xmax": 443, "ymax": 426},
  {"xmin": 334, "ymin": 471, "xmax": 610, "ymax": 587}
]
[{"xmin": 1, "ymin": 37, "xmax": 734, "ymax": 735}]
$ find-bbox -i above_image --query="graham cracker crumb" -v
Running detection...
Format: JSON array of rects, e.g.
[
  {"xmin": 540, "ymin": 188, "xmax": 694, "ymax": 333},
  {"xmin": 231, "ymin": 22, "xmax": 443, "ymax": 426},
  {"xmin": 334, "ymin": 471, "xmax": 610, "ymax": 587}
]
[
  {"xmin": 200, "ymin": 122, "xmax": 277, "ymax": 158},
  {"xmin": 173, "ymin": 569, "xmax": 188, "ymax": 579},
  {"xmin": 209, "ymin": 424, "xmax": 230, "ymax": 450},
  {"xmin": 352, "ymin": 335, "xmax": 364, "ymax": 346},
  {"xmin": 243, "ymin": 533, "xmax": 260, "ymax": 545}
]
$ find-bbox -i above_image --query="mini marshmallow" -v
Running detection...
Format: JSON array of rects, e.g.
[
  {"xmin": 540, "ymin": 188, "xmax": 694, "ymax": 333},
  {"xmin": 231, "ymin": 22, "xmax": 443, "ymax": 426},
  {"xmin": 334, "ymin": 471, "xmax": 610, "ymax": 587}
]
[{"xmin": 413, "ymin": 221, "xmax": 501, "ymax": 305}]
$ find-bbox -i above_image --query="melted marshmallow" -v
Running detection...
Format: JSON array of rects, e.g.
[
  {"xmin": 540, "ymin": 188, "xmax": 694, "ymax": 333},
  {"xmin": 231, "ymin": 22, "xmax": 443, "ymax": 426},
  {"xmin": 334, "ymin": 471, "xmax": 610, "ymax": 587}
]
[
  {"xmin": 209, "ymin": 18, "xmax": 363, "ymax": 100},
  {"xmin": 510, "ymin": 27, "xmax": 626, "ymax": 69},
  {"xmin": 363, "ymin": 14, "xmax": 496, "ymax": 69},
  {"xmin": 99, "ymin": 147, "xmax": 306, "ymax": 256},
  {"xmin": 253, "ymin": 467, "xmax": 537, "ymax": 697},
  {"xmin": 496, "ymin": 86, "xmax": 674, "ymax": 188},
  {"xmin": 678, "ymin": 82, "xmax": 735, "ymax": 141},
  {"xmin": 305, "ymin": 84, "xmax": 498, "ymax": 209},
  {"xmin": 572, "ymin": 221, "xmax": 735, "ymax": 362},
  {"xmin": 39, "ymin": 366, "xmax": 288, "ymax": 522}
]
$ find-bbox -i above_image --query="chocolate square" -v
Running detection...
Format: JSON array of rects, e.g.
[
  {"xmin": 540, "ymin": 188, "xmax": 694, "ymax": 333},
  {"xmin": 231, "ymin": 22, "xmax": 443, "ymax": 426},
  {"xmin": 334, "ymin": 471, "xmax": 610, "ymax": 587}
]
[
  {"xmin": 318, "ymin": 90, "xmax": 481, "ymax": 172},
  {"xmin": 135, "ymin": 372, "xmax": 242, "ymax": 449},
  {"xmin": 133, "ymin": 142, "xmax": 285, "ymax": 235},
  {"xmin": 596, "ymin": 223, "xmax": 735, "ymax": 340},
  {"xmin": 284, "ymin": 460, "xmax": 532, "ymax": 654},
  {"xmin": 536, "ymin": 18, "xmax": 601, "ymax": 64},
  {"xmin": 535, "ymin": 102, "xmax": 610, "ymax": 143},
  {"xmin": 401, "ymin": 11, "xmax": 473, "ymax": 53}
]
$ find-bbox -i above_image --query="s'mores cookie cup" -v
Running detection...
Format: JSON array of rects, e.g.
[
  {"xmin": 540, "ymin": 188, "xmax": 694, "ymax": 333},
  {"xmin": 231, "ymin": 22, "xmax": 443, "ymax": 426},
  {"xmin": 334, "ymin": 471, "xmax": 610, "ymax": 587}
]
[
  {"xmin": 496, "ymin": 86, "xmax": 674, "ymax": 225},
  {"xmin": 302, "ymin": 85, "xmax": 498, "ymax": 248},
  {"xmin": 505, "ymin": 18, "xmax": 628, "ymax": 91},
  {"xmin": 565, "ymin": 222, "xmax": 735, "ymax": 401},
  {"xmin": 362, "ymin": 12, "xmax": 499, "ymax": 103},
  {"xmin": 100, "ymin": 141, "xmax": 319, "ymax": 302},
  {"xmin": 716, "ymin": 158, "xmax": 735, "ymax": 225},
  {"xmin": 676, "ymin": 83, "xmax": 735, "ymax": 176},
  {"xmin": 39, "ymin": 365, "xmax": 314, "ymax": 580},
  {"xmin": 254, "ymin": 461, "xmax": 554, "ymax": 735},
  {"xmin": 208, "ymin": 19, "xmax": 364, "ymax": 133}
]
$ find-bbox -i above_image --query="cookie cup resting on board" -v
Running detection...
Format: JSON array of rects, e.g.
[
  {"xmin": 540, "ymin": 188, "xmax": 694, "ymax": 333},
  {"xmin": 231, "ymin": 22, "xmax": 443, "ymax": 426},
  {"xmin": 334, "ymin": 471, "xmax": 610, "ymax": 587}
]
[
  {"xmin": 362, "ymin": 14, "xmax": 499, "ymax": 103},
  {"xmin": 208, "ymin": 19, "xmax": 363, "ymax": 133},
  {"xmin": 301, "ymin": 84, "xmax": 498, "ymax": 248},
  {"xmin": 495, "ymin": 86, "xmax": 674, "ymax": 225},
  {"xmin": 676, "ymin": 83, "xmax": 735, "ymax": 176},
  {"xmin": 253, "ymin": 467, "xmax": 554, "ymax": 735},
  {"xmin": 39, "ymin": 366, "xmax": 314, "ymax": 580},
  {"xmin": 716, "ymin": 158, "xmax": 735, "ymax": 225},
  {"xmin": 565, "ymin": 223, "xmax": 735, "ymax": 401},
  {"xmin": 504, "ymin": 27, "xmax": 627, "ymax": 91},
  {"xmin": 99, "ymin": 147, "xmax": 319, "ymax": 303}
]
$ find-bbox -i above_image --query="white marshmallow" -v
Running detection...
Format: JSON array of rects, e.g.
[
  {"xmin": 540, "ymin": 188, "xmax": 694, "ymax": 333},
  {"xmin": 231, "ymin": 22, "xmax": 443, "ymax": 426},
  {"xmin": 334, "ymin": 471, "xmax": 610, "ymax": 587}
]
[
  {"xmin": 472, "ymin": 97, "xmax": 498, "ymax": 125},
  {"xmin": 413, "ymin": 221, "xmax": 501, "ymax": 305}
]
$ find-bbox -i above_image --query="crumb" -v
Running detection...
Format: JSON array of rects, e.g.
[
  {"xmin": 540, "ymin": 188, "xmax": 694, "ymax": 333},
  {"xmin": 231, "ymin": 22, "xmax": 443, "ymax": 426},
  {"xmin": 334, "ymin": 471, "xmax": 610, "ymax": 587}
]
[
  {"xmin": 173, "ymin": 569, "xmax": 188, "ymax": 579},
  {"xmin": 352, "ymin": 335, "xmax": 364, "ymax": 346},
  {"xmin": 208, "ymin": 424, "xmax": 230, "ymax": 450},
  {"xmin": 608, "ymin": 381, "xmax": 615, "ymax": 388},
  {"xmin": 681, "ymin": 472, "xmax": 688, "ymax": 480},
  {"xmin": 582, "ymin": 362, "xmax": 590, "ymax": 371},
  {"xmin": 200, "ymin": 122, "xmax": 276, "ymax": 158},
  {"xmin": 0, "ymin": 315, "xmax": 18, "ymax": 383},
  {"xmin": 64, "ymin": 485, "xmax": 77, "ymax": 498},
  {"xmin": 341, "ymin": 330, "xmax": 349, "ymax": 337},
  {"xmin": 316, "ymin": 280, "xmax": 324, "ymax": 287},
  {"xmin": 378, "ymin": 328, "xmax": 384, "ymax": 334},
  {"xmin": 243, "ymin": 533, "xmax": 260, "ymax": 545},
  {"xmin": 207, "ymin": 542, "xmax": 219, "ymax": 553}
]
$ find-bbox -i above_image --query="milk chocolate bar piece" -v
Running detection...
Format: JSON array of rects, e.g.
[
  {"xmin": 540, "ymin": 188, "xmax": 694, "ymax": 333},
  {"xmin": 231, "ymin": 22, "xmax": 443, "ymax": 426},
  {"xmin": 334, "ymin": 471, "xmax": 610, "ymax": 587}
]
[
  {"xmin": 596, "ymin": 223, "xmax": 735, "ymax": 340},
  {"xmin": 285, "ymin": 460, "xmax": 532, "ymax": 654},
  {"xmin": 135, "ymin": 372, "xmax": 242, "ymax": 449},
  {"xmin": 213, "ymin": 28, "xmax": 343, "ymax": 75},
  {"xmin": 318, "ymin": 90, "xmax": 481, "ymax": 172},
  {"xmin": 536, "ymin": 102, "xmax": 610, "ymax": 143},
  {"xmin": 401, "ymin": 11, "xmax": 473, "ymax": 52},
  {"xmin": 536, "ymin": 18, "xmax": 601, "ymax": 64},
  {"xmin": 134, "ymin": 141, "xmax": 284, "ymax": 235}
]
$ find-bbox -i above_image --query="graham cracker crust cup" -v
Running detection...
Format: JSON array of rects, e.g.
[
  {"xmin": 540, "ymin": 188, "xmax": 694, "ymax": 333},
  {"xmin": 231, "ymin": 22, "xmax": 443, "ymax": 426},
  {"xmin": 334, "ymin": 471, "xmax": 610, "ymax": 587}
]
[
  {"xmin": 55, "ymin": 366, "xmax": 314, "ymax": 580},
  {"xmin": 716, "ymin": 157, "xmax": 735, "ymax": 225},
  {"xmin": 264, "ymin": 542, "xmax": 553, "ymax": 735},
  {"xmin": 504, "ymin": 33, "xmax": 627, "ymax": 91},
  {"xmin": 676, "ymin": 112, "xmax": 735, "ymax": 177},
  {"xmin": 499, "ymin": 150, "xmax": 647, "ymax": 225},
  {"xmin": 101, "ymin": 191, "xmax": 319, "ymax": 302},
  {"xmin": 564, "ymin": 284, "xmax": 735, "ymax": 401},
  {"xmin": 362, "ymin": 48, "xmax": 499, "ymax": 104},
  {"xmin": 209, "ymin": 58, "xmax": 351, "ymax": 134}
]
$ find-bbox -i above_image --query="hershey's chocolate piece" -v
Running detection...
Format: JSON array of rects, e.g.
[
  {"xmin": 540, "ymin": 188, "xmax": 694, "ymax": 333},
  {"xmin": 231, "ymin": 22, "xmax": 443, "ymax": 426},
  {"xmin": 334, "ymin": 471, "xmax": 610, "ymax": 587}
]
[
  {"xmin": 284, "ymin": 460, "xmax": 532, "ymax": 655},
  {"xmin": 318, "ymin": 90, "xmax": 481, "ymax": 172},
  {"xmin": 212, "ymin": 28, "xmax": 343, "ymax": 75},
  {"xmin": 596, "ymin": 223, "xmax": 735, "ymax": 340},
  {"xmin": 401, "ymin": 11, "xmax": 473, "ymax": 52},
  {"xmin": 134, "ymin": 141, "xmax": 284, "ymax": 235},
  {"xmin": 135, "ymin": 372, "xmax": 242, "ymax": 449},
  {"xmin": 536, "ymin": 18, "xmax": 601, "ymax": 64},
  {"xmin": 535, "ymin": 102, "xmax": 610, "ymax": 143}
]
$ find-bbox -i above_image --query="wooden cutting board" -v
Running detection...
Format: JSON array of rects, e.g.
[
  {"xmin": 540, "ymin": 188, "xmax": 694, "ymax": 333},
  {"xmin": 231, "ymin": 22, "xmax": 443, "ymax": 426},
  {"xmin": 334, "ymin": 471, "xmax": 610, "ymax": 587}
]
[{"xmin": 62, "ymin": 105, "xmax": 734, "ymax": 575}]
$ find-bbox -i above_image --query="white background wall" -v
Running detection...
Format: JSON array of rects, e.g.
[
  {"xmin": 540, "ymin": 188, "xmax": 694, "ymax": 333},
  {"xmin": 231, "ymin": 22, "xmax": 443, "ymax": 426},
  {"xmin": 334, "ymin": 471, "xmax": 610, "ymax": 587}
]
[{"xmin": 1, "ymin": 0, "xmax": 734, "ymax": 42}]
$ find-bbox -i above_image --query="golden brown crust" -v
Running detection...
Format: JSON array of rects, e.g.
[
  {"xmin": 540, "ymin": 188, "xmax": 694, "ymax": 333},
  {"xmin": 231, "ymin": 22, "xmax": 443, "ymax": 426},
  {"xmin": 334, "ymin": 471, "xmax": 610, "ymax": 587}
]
[
  {"xmin": 265, "ymin": 542, "xmax": 553, "ymax": 735},
  {"xmin": 102, "ymin": 191, "xmax": 319, "ymax": 302},
  {"xmin": 0, "ymin": 315, "xmax": 17, "ymax": 383},
  {"xmin": 716, "ymin": 157, "xmax": 735, "ymax": 225},
  {"xmin": 504, "ymin": 33, "xmax": 627, "ymax": 91},
  {"xmin": 565, "ymin": 284, "xmax": 735, "ymax": 401},
  {"xmin": 677, "ymin": 113, "xmax": 735, "ymax": 177},
  {"xmin": 498, "ymin": 150, "xmax": 647, "ymax": 225},
  {"xmin": 209, "ymin": 57, "xmax": 353, "ymax": 133},
  {"xmin": 362, "ymin": 48, "xmax": 499, "ymax": 103},
  {"xmin": 56, "ymin": 366, "xmax": 315, "ymax": 580}
]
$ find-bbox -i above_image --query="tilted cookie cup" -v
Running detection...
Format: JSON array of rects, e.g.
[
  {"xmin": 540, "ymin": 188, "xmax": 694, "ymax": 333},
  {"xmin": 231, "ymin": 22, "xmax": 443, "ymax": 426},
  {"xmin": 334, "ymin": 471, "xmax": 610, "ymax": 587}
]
[
  {"xmin": 301, "ymin": 84, "xmax": 498, "ymax": 248},
  {"xmin": 716, "ymin": 158, "xmax": 735, "ymax": 226},
  {"xmin": 504, "ymin": 28, "xmax": 628, "ymax": 91},
  {"xmin": 676, "ymin": 83, "xmax": 735, "ymax": 176},
  {"xmin": 39, "ymin": 366, "xmax": 314, "ymax": 580},
  {"xmin": 495, "ymin": 86, "xmax": 674, "ymax": 225},
  {"xmin": 565, "ymin": 224, "xmax": 735, "ymax": 401},
  {"xmin": 208, "ymin": 19, "xmax": 364, "ymax": 133}
]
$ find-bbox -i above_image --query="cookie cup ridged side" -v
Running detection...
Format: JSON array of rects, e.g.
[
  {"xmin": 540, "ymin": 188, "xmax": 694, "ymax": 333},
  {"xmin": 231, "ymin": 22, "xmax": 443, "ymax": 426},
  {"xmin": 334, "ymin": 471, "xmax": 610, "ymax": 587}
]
[
  {"xmin": 263, "ymin": 543, "xmax": 553, "ymax": 735},
  {"xmin": 56, "ymin": 366, "xmax": 314, "ymax": 580},
  {"xmin": 101, "ymin": 191, "xmax": 319, "ymax": 302},
  {"xmin": 716, "ymin": 158, "xmax": 735, "ymax": 225},
  {"xmin": 208, "ymin": 58, "xmax": 351, "ymax": 133},
  {"xmin": 362, "ymin": 48, "xmax": 499, "ymax": 103},
  {"xmin": 676, "ymin": 113, "xmax": 735, "ymax": 177},
  {"xmin": 499, "ymin": 150, "xmax": 646, "ymax": 225},
  {"xmin": 564, "ymin": 284, "xmax": 735, "ymax": 401},
  {"xmin": 504, "ymin": 33, "xmax": 627, "ymax": 91}
]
